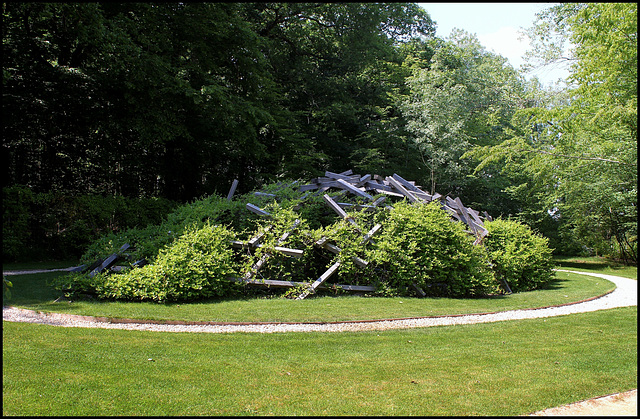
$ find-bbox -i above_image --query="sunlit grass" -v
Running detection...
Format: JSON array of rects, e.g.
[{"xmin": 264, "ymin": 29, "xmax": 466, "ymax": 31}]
[
  {"xmin": 553, "ymin": 255, "xmax": 637, "ymax": 279},
  {"xmin": 3, "ymin": 307, "xmax": 636, "ymax": 416},
  {"xmin": 4, "ymin": 270, "xmax": 615, "ymax": 323}
]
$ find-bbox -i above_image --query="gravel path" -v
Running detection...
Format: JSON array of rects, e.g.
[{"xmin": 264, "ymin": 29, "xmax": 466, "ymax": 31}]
[{"xmin": 3, "ymin": 270, "xmax": 636, "ymax": 334}]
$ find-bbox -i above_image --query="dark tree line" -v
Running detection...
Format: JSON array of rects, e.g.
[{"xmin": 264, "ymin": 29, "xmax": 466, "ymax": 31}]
[
  {"xmin": 3, "ymin": 2, "xmax": 435, "ymax": 201},
  {"xmin": 4, "ymin": 3, "xmax": 636, "ymax": 262}
]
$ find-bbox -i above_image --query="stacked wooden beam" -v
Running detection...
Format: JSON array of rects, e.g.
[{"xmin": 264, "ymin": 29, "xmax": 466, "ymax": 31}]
[
  {"xmin": 298, "ymin": 170, "xmax": 489, "ymax": 242},
  {"xmin": 227, "ymin": 169, "xmax": 492, "ymax": 298}
]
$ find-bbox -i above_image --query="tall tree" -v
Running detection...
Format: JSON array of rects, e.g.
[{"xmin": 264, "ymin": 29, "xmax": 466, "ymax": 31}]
[
  {"xmin": 401, "ymin": 30, "xmax": 528, "ymax": 213},
  {"xmin": 467, "ymin": 3, "xmax": 637, "ymax": 262}
]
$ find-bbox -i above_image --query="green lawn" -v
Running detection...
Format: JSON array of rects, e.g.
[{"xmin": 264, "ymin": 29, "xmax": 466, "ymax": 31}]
[
  {"xmin": 3, "ymin": 307, "xmax": 636, "ymax": 416},
  {"xmin": 553, "ymin": 255, "xmax": 637, "ymax": 279},
  {"xmin": 3, "ymin": 258, "xmax": 636, "ymax": 415},
  {"xmin": 2, "ymin": 269, "xmax": 618, "ymax": 323}
]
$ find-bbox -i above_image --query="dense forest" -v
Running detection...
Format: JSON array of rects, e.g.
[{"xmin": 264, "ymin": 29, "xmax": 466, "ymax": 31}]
[{"xmin": 2, "ymin": 3, "xmax": 637, "ymax": 263}]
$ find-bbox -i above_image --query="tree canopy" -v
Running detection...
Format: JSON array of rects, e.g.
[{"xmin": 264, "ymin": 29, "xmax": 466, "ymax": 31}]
[{"xmin": 3, "ymin": 2, "xmax": 637, "ymax": 262}]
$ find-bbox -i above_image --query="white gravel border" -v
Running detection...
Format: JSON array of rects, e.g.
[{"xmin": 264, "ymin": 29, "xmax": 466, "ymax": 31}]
[{"xmin": 3, "ymin": 270, "xmax": 636, "ymax": 334}]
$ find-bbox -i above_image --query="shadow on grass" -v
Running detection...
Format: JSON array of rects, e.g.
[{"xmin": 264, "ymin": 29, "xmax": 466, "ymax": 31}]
[{"xmin": 556, "ymin": 261, "xmax": 618, "ymax": 271}]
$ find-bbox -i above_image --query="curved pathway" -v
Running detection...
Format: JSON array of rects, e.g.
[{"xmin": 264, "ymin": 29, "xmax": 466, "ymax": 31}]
[{"xmin": 3, "ymin": 270, "xmax": 636, "ymax": 333}]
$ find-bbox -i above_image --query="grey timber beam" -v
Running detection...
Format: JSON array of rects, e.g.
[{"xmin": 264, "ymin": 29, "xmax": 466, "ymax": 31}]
[
  {"xmin": 360, "ymin": 223, "xmax": 382, "ymax": 245},
  {"xmin": 88, "ymin": 243, "xmax": 130, "ymax": 278},
  {"xmin": 386, "ymin": 176, "xmax": 419, "ymax": 203},
  {"xmin": 230, "ymin": 241, "xmax": 304, "ymax": 258},
  {"xmin": 226, "ymin": 179, "xmax": 239, "ymax": 201},
  {"xmin": 336, "ymin": 178, "xmax": 374, "ymax": 200},
  {"xmin": 296, "ymin": 261, "xmax": 341, "ymax": 299},
  {"xmin": 246, "ymin": 203, "xmax": 272, "ymax": 217},
  {"xmin": 229, "ymin": 277, "xmax": 375, "ymax": 293},
  {"xmin": 240, "ymin": 220, "xmax": 301, "ymax": 281}
]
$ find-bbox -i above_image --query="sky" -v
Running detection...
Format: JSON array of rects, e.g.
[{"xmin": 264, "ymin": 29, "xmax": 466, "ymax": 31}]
[{"xmin": 417, "ymin": 2, "xmax": 571, "ymax": 86}]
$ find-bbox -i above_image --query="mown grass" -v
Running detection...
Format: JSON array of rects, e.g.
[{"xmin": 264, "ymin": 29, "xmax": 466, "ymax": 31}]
[
  {"xmin": 3, "ymin": 258, "xmax": 636, "ymax": 415},
  {"xmin": 3, "ymin": 269, "xmax": 617, "ymax": 323},
  {"xmin": 553, "ymin": 255, "xmax": 637, "ymax": 279},
  {"xmin": 3, "ymin": 307, "xmax": 636, "ymax": 416}
]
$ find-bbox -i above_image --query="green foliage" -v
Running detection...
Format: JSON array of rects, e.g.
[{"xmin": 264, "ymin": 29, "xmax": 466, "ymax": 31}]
[
  {"xmin": 2, "ymin": 186, "xmax": 33, "ymax": 260},
  {"xmin": 367, "ymin": 201, "xmax": 497, "ymax": 297},
  {"xmin": 3, "ymin": 276, "xmax": 13, "ymax": 302},
  {"xmin": 467, "ymin": 3, "xmax": 637, "ymax": 263},
  {"xmin": 2, "ymin": 186, "xmax": 178, "ymax": 262},
  {"xmin": 94, "ymin": 223, "xmax": 241, "ymax": 302},
  {"xmin": 483, "ymin": 219, "xmax": 555, "ymax": 293}
]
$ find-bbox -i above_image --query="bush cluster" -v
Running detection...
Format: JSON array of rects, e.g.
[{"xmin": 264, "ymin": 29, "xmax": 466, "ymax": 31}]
[
  {"xmin": 53, "ymin": 181, "xmax": 555, "ymax": 302},
  {"xmin": 483, "ymin": 219, "xmax": 555, "ymax": 292}
]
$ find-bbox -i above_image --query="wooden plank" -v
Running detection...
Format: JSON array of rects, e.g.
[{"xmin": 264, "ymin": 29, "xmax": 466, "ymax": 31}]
[
  {"xmin": 246, "ymin": 203, "xmax": 271, "ymax": 217},
  {"xmin": 317, "ymin": 241, "xmax": 368, "ymax": 268},
  {"xmin": 336, "ymin": 203, "xmax": 377, "ymax": 211},
  {"xmin": 467, "ymin": 207, "xmax": 485, "ymax": 227},
  {"xmin": 325, "ymin": 171, "xmax": 359, "ymax": 182},
  {"xmin": 241, "ymin": 220, "xmax": 300, "ymax": 280},
  {"xmin": 298, "ymin": 183, "xmax": 320, "ymax": 192},
  {"xmin": 296, "ymin": 261, "xmax": 341, "ymax": 299},
  {"xmin": 386, "ymin": 176, "xmax": 418, "ymax": 203},
  {"xmin": 89, "ymin": 253, "xmax": 118, "ymax": 278},
  {"xmin": 253, "ymin": 192, "xmax": 277, "ymax": 198},
  {"xmin": 360, "ymin": 223, "xmax": 382, "ymax": 245},
  {"xmin": 229, "ymin": 277, "xmax": 376, "ymax": 292},
  {"xmin": 226, "ymin": 179, "xmax": 239, "ymax": 201},
  {"xmin": 392, "ymin": 173, "xmax": 423, "ymax": 193},
  {"xmin": 454, "ymin": 197, "xmax": 475, "ymax": 233},
  {"xmin": 357, "ymin": 174, "xmax": 372, "ymax": 186},
  {"xmin": 323, "ymin": 194, "xmax": 349, "ymax": 218},
  {"xmin": 273, "ymin": 246, "xmax": 304, "ymax": 258},
  {"xmin": 336, "ymin": 178, "xmax": 374, "ymax": 200},
  {"xmin": 371, "ymin": 195, "xmax": 387, "ymax": 207}
]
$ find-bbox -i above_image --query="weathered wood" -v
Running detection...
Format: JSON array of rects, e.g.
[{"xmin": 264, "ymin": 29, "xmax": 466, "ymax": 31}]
[
  {"xmin": 226, "ymin": 179, "xmax": 239, "ymax": 201},
  {"xmin": 317, "ymin": 241, "xmax": 368, "ymax": 268},
  {"xmin": 365, "ymin": 181, "xmax": 405, "ymax": 197},
  {"xmin": 241, "ymin": 220, "xmax": 301, "ymax": 280},
  {"xmin": 89, "ymin": 253, "xmax": 118, "ymax": 278},
  {"xmin": 229, "ymin": 277, "xmax": 376, "ymax": 292},
  {"xmin": 336, "ymin": 202, "xmax": 377, "ymax": 211},
  {"xmin": 392, "ymin": 173, "xmax": 423, "ymax": 193},
  {"xmin": 231, "ymin": 241, "xmax": 304, "ymax": 258},
  {"xmin": 360, "ymin": 223, "xmax": 382, "ymax": 245},
  {"xmin": 323, "ymin": 194, "xmax": 349, "ymax": 219},
  {"xmin": 454, "ymin": 197, "xmax": 475, "ymax": 234},
  {"xmin": 324, "ymin": 170, "xmax": 359, "ymax": 182},
  {"xmin": 246, "ymin": 203, "xmax": 271, "ymax": 217},
  {"xmin": 253, "ymin": 192, "xmax": 276, "ymax": 198},
  {"xmin": 296, "ymin": 261, "xmax": 341, "ymax": 299},
  {"xmin": 87, "ymin": 243, "xmax": 130, "ymax": 277},
  {"xmin": 336, "ymin": 178, "xmax": 374, "ymax": 200},
  {"xmin": 357, "ymin": 173, "xmax": 372, "ymax": 186},
  {"xmin": 299, "ymin": 183, "xmax": 320, "ymax": 192},
  {"xmin": 386, "ymin": 176, "xmax": 418, "ymax": 203}
]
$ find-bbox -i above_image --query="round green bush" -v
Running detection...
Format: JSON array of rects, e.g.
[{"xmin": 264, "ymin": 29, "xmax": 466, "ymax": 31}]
[
  {"xmin": 483, "ymin": 218, "xmax": 555, "ymax": 293},
  {"xmin": 367, "ymin": 201, "xmax": 497, "ymax": 297},
  {"xmin": 96, "ymin": 223, "xmax": 241, "ymax": 302}
]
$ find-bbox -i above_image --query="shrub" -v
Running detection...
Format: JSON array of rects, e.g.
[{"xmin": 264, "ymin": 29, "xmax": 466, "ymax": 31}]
[
  {"xmin": 483, "ymin": 218, "xmax": 555, "ymax": 293},
  {"xmin": 367, "ymin": 201, "xmax": 497, "ymax": 297},
  {"xmin": 94, "ymin": 223, "xmax": 241, "ymax": 302}
]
